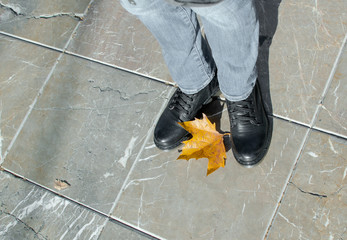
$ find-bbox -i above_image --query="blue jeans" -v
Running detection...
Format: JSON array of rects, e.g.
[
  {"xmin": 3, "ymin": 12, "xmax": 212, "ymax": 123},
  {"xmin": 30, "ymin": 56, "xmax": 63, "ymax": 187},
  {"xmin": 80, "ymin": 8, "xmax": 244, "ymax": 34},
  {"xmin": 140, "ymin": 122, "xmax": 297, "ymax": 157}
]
[{"xmin": 120, "ymin": 0, "xmax": 259, "ymax": 101}]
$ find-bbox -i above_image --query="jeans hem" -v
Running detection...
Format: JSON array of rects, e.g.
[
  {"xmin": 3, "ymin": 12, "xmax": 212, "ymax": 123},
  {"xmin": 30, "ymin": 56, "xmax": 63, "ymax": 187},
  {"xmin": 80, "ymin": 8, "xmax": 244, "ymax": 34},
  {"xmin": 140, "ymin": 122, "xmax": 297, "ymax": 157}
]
[
  {"xmin": 221, "ymin": 86, "xmax": 253, "ymax": 102},
  {"xmin": 179, "ymin": 69, "xmax": 216, "ymax": 94}
]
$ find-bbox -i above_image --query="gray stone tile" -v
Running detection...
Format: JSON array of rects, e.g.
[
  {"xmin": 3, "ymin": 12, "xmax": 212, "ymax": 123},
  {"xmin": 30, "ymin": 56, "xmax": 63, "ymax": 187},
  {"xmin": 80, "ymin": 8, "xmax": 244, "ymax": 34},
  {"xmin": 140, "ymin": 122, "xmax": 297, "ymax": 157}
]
[
  {"xmin": 315, "ymin": 41, "xmax": 347, "ymax": 137},
  {"xmin": 0, "ymin": 35, "xmax": 60, "ymax": 159},
  {"xmin": 67, "ymin": 0, "xmax": 171, "ymax": 82},
  {"xmin": 267, "ymin": 131, "xmax": 347, "ymax": 240},
  {"xmin": 0, "ymin": 171, "xmax": 107, "ymax": 240},
  {"xmin": 112, "ymin": 106, "xmax": 308, "ymax": 240},
  {"xmin": 269, "ymin": 0, "xmax": 347, "ymax": 124},
  {"xmin": 0, "ymin": 0, "xmax": 90, "ymax": 48},
  {"xmin": 2, "ymin": 53, "xmax": 171, "ymax": 213},
  {"xmin": 98, "ymin": 220, "xmax": 152, "ymax": 240}
]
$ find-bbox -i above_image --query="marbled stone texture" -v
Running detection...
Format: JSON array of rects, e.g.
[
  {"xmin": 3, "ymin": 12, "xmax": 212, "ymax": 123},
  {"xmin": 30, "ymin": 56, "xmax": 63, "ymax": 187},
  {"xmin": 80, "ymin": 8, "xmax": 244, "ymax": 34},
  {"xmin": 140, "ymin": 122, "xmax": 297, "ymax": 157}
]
[
  {"xmin": 67, "ymin": 0, "xmax": 172, "ymax": 82},
  {"xmin": 315, "ymin": 41, "xmax": 347, "ymax": 137},
  {"xmin": 112, "ymin": 108, "xmax": 308, "ymax": 240},
  {"xmin": 269, "ymin": 0, "xmax": 347, "ymax": 124},
  {"xmin": 0, "ymin": 0, "xmax": 90, "ymax": 48},
  {"xmin": 267, "ymin": 131, "xmax": 347, "ymax": 239},
  {"xmin": 0, "ymin": 35, "xmax": 60, "ymax": 159},
  {"xmin": 0, "ymin": 171, "xmax": 107, "ymax": 240},
  {"xmin": 0, "ymin": 171, "xmax": 151, "ymax": 240},
  {"xmin": 2, "ymin": 53, "xmax": 171, "ymax": 213}
]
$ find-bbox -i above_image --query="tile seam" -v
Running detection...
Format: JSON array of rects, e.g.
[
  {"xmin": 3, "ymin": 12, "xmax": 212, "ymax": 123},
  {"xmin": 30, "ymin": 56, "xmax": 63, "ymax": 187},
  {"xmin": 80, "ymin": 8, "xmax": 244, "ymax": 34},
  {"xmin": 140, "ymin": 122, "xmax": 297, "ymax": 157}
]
[
  {"xmin": 2, "ymin": 52, "xmax": 64, "ymax": 161},
  {"xmin": 62, "ymin": 0, "xmax": 96, "ymax": 51},
  {"xmin": 109, "ymin": 87, "xmax": 175, "ymax": 214},
  {"xmin": 64, "ymin": 50, "xmax": 176, "ymax": 87},
  {"xmin": 263, "ymin": 127, "xmax": 312, "ymax": 240},
  {"xmin": 0, "ymin": 31, "xmax": 176, "ymax": 88},
  {"xmin": 0, "ymin": 31, "xmax": 64, "ymax": 52},
  {"xmin": 311, "ymin": 126, "xmax": 347, "ymax": 140},
  {"xmin": 1, "ymin": 0, "xmax": 96, "ymax": 162},
  {"xmin": 109, "ymin": 215, "xmax": 163, "ymax": 240},
  {"xmin": 309, "ymin": 33, "xmax": 347, "ymax": 128},
  {"xmin": 271, "ymin": 114, "xmax": 347, "ymax": 140},
  {"xmin": 105, "ymin": 87, "xmax": 175, "ymax": 239},
  {"xmin": 271, "ymin": 113, "xmax": 311, "ymax": 128}
]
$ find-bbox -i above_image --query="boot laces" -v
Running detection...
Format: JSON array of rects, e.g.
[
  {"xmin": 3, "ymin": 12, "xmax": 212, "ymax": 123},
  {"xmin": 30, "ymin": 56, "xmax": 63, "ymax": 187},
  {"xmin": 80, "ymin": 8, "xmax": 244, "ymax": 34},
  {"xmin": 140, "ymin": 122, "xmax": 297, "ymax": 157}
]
[
  {"xmin": 229, "ymin": 98, "xmax": 260, "ymax": 126},
  {"xmin": 169, "ymin": 89, "xmax": 195, "ymax": 116}
]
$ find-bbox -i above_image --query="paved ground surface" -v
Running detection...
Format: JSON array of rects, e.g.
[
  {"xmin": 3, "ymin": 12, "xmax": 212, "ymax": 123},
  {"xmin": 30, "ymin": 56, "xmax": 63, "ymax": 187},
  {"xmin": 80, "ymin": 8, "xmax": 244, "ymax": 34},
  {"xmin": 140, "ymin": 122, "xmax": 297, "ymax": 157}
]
[{"xmin": 0, "ymin": 0, "xmax": 346, "ymax": 239}]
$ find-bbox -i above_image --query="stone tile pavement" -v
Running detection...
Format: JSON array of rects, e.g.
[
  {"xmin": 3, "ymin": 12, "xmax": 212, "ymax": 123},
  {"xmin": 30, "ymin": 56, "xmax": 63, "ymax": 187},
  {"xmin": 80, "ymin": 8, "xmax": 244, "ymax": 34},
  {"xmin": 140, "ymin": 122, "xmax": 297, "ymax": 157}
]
[{"xmin": 0, "ymin": 0, "xmax": 346, "ymax": 239}]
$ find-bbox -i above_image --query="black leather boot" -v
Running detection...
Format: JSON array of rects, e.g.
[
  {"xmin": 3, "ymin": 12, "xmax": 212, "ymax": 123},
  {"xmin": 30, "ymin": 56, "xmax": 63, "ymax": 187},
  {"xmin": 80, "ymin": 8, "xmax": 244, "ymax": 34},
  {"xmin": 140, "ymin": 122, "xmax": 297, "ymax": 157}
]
[
  {"xmin": 154, "ymin": 77, "xmax": 219, "ymax": 150},
  {"xmin": 227, "ymin": 81, "xmax": 271, "ymax": 166}
]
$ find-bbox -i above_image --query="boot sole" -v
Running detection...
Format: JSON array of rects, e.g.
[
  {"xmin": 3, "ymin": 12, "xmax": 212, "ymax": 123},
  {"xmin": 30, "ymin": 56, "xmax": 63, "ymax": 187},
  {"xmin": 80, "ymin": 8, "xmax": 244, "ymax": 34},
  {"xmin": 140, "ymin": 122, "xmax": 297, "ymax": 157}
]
[{"xmin": 154, "ymin": 133, "xmax": 191, "ymax": 151}]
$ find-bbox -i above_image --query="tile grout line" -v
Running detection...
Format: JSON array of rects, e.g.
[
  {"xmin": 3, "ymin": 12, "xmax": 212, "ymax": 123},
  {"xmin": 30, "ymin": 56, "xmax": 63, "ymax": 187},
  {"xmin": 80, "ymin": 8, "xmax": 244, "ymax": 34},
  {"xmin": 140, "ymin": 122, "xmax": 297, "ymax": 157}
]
[
  {"xmin": 109, "ymin": 87, "xmax": 175, "ymax": 213},
  {"xmin": 271, "ymin": 114, "xmax": 347, "ymax": 140},
  {"xmin": 263, "ymin": 127, "xmax": 311, "ymax": 240},
  {"xmin": 0, "ymin": 31, "xmax": 64, "ymax": 52},
  {"xmin": 0, "ymin": 167, "xmax": 159, "ymax": 240},
  {"xmin": 2, "ymin": 52, "xmax": 64, "ymax": 161},
  {"xmin": 271, "ymin": 113, "xmax": 311, "ymax": 128},
  {"xmin": 311, "ymin": 126, "xmax": 347, "ymax": 140},
  {"xmin": 61, "ymin": 0, "xmax": 95, "ymax": 51},
  {"xmin": 0, "ymin": 31, "xmax": 176, "ymax": 88},
  {"xmin": 263, "ymin": 33, "xmax": 347, "ymax": 240},
  {"xmin": 308, "ymin": 33, "xmax": 347, "ymax": 128},
  {"xmin": 109, "ymin": 216, "xmax": 164, "ymax": 240},
  {"xmin": 1, "ymin": 0, "xmax": 95, "ymax": 162},
  {"xmin": 64, "ymin": 50, "xmax": 176, "ymax": 87},
  {"xmin": 105, "ymin": 87, "xmax": 175, "ymax": 238}
]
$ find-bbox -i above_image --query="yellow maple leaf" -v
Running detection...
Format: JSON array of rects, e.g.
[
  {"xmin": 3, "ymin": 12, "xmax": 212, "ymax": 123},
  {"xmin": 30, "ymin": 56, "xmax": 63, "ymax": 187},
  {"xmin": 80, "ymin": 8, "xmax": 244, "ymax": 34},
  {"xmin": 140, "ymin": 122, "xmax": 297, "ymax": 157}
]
[{"xmin": 177, "ymin": 113, "xmax": 229, "ymax": 176}]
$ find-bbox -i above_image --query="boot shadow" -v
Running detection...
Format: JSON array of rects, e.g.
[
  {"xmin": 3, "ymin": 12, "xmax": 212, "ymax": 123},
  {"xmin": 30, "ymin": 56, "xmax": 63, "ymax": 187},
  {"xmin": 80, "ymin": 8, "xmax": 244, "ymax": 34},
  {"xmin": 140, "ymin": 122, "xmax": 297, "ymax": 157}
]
[
  {"xmin": 256, "ymin": 0, "xmax": 282, "ymax": 150},
  {"xmin": 256, "ymin": 0, "xmax": 282, "ymax": 117}
]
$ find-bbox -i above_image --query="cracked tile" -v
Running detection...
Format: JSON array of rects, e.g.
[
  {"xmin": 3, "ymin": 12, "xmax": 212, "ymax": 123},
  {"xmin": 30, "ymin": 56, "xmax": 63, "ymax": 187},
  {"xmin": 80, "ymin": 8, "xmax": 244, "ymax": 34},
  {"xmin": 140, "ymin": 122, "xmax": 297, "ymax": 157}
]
[
  {"xmin": 0, "ymin": 171, "xmax": 107, "ymax": 240},
  {"xmin": 2, "ymin": 53, "xmax": 171, "ymax": 213},
  {"xmin": 267, "ymin": 130, "xmax": 347, "ymax": 240},
  {"xmin": 111, "ymin": 105, "xmax": 307, "ymax": 239},
  {"xmin": 0, "ymin": 35, "xmax": 60, "ymax": 160},
  {"xmin": 0, "ymin": 0, "xmax": 90, "ymax": 48},
  {"xmin": 315, "ymin": 41, "xmax": 347, "ymax": 137},
  {"xmin": 66, "ymin": 0, "xmax": 172, "ymax": 82},
  {"xmin": 269, "ymin": 0, "xmax": 347, "ymax": 124}
]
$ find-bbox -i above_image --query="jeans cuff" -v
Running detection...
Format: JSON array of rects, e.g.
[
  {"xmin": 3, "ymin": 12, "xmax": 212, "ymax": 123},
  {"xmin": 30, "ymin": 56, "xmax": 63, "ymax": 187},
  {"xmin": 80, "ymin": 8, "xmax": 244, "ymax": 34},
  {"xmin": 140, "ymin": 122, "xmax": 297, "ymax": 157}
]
[{"xmin": 178, "ymin": 69, "xmax": 216, "ymax": 94}]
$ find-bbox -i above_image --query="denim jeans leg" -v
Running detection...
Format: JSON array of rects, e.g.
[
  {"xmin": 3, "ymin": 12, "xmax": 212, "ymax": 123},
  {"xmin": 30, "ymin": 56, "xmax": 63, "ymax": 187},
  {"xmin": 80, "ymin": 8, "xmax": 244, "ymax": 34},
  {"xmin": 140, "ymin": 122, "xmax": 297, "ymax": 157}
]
[
  {"xmin": 120, "ymin": 0, "xmax": 216, "ymax": 94},
  {"xmin": 192, "ymin": 0, "xmax": 259, "ymax": 101}
]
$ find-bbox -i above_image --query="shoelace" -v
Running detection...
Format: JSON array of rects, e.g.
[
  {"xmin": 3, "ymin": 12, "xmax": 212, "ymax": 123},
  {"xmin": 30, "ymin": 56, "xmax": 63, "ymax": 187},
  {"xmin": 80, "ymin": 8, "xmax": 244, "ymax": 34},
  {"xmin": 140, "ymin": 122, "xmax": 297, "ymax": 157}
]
[
  {"xmin": 169, "ymin": 89, "xmax": 196, "ymax": 117},
  {"xmin": 229, "ymin": 98, "xmax": 260, "ymax": 126}
]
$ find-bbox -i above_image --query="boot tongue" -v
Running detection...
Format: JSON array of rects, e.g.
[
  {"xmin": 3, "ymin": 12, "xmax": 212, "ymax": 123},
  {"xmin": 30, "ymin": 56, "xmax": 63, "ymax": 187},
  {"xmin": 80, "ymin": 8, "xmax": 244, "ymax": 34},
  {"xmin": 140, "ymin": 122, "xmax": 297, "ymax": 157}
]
[{"xmin": 169, "ymin": 90, "xmax": 194, "ymax": 121}]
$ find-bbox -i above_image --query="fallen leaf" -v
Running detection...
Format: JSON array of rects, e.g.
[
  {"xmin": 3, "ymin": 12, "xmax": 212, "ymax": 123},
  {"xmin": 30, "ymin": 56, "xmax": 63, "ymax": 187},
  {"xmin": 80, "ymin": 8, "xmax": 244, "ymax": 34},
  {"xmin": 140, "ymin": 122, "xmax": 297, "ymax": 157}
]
[
  {"xmin": 177, "ymin": 114, "xmax": 229, "ymax": 176},
  {"xmin": 54, "ymin": 179, "xmax": 71, "ymax": 190}
]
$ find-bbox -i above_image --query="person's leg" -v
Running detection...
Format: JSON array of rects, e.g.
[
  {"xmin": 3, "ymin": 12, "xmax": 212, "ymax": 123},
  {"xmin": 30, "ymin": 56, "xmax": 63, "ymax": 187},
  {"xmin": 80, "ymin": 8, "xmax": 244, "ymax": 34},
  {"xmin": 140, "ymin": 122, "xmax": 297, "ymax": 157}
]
[
  {"xmin": 120, "ymin": 0, "xmax": 220, "ymax": 150},
  {"xmin": 192, "ymin": 0, "xmax": 259, "ymax": 101},
  {"xmin": 193, "ymin": 0, "xmax": 271, "ymax": 166},
  {"xmin": 120, "ymin": 0, "xmax": 216, "ymax": 93}
]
